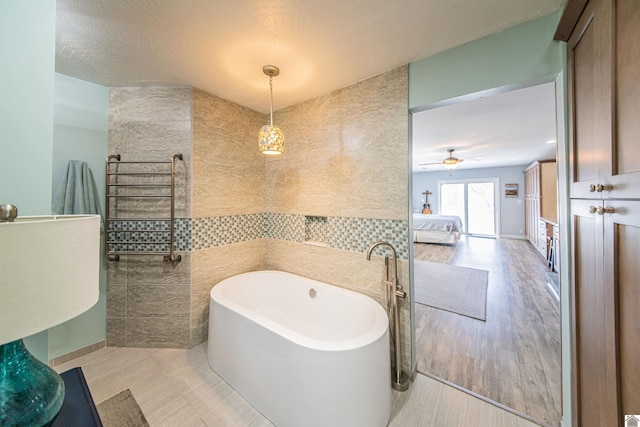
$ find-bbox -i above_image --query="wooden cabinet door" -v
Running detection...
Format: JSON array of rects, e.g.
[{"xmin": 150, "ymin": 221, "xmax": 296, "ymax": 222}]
[
  {"xmin": 604, "ymin": 200, "xmax": 640, "ymax": 418},
  {"xmin": 572, "ymin": 199, "xmax": 640, "ymax": 425},
  {"xmin": 567, "ymin": 0, "xmax": 612, "ymax": 199},
  {"xmin": 610, "ymin": 0, "xmax": 640, "ymax": 199},
  {"xmin": 570, "ymin": 199, "xmax": 618, "ymax": 426},
  {"xmin": 569, "ymin": 0, "xmax": 640, "ymax": 199}
]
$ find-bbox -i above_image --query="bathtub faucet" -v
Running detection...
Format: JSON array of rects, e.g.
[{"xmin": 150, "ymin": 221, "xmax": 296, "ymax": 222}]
[
  {"xmin": 366, "ymin": 242, "xmax": 406, "ymax": 300},
  {"xmin": 366, "ymin": 241, "xmax": 409, "ymax": 392}
]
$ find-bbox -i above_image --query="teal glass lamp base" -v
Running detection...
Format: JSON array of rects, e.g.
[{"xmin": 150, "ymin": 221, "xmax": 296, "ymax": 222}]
[{"xmin": 0, "ymin": 339, "xmax": 64, "ymax": 427}]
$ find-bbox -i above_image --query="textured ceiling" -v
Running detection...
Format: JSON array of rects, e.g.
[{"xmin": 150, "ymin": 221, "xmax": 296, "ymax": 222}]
[{"xmin": 55, "ymin": 0, "xmax": 564, "ymax": 114}]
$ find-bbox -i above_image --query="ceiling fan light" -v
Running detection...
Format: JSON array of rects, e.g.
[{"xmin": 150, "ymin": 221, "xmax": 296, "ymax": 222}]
[
  {"xmin": 443, "ymin": 156, "xmax": 461, "ymax": 170},
  {"xmin": 444, "ymin": 160, "xmax": 460, "ymax": 170}
]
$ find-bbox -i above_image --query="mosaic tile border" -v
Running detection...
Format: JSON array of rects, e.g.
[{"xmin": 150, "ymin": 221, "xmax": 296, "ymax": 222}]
[
  {"xmin": 107, "ymin": 219, "xmax": 190, "ymax": 253},
  {"xmin": 108, "ymin": 214, "xmax": 409, "ymax": 259}
]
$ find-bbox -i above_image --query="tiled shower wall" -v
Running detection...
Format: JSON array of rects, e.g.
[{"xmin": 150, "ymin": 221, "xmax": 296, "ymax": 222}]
[
  {"xmin": 189, "ymin": 89, "xmax": 268, "ymax": 345},
  {"xmin": 106, "ymin": 87, "xmax": 193, "ymax": 347},
  {"xmin": 106, "ymin": 67, "xmax": 411, "ymax": 371}
]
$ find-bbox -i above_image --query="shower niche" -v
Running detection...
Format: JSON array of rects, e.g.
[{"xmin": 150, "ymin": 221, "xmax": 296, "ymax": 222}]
[{"xmin": 304, "ymin": 215, "xmax": 328, "ymax": 247}]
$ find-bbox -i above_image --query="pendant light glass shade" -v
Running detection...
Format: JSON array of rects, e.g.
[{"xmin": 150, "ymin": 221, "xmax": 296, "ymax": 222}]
[
  {"xmin": 259, "ymin": 65, "xmax": 285, "ymax": 155},
  {"xmin": 259, "ymin": 125, "xmax": 285, "ymax": 155}
]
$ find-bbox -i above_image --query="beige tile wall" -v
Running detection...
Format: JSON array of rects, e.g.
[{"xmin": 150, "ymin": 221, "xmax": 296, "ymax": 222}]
[
  {"xmin": 264, "ymin": 66, "xmax": 411, "ymax": 370},
  {"xmin": 190, "ymin": 89, "xmax": 268, "ymax": 343},
  {"xmin": 192, "ymin": 88, "xmax": 266, "ymax": 217},
  {"xmin": 266, "ymin": 66, "xmax": 408, "ymax": 220},
  {"xmin": 107, "ymin": 87, "xmax": 193, "ymax": 347},
  {"xmin": 106, "ymin": 67, "xmax": 412, "ymax": 371}
]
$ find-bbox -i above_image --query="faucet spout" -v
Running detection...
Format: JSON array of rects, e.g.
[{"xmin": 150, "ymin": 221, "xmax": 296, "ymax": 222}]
[{"xmin": 366, "ymin": 241, "xmax": 397, "ymax": 262}]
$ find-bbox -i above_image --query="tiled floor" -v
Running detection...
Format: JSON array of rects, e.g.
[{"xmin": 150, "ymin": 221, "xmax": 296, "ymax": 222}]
[{"xmin": 55, "ymin": 344, "xmax": 539, "ymax": 426}]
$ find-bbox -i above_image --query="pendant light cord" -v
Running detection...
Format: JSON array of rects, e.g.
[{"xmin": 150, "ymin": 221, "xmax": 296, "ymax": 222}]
[{"xmin": 269, "ymin": 74, "xmax": 274, "ymax": 126}]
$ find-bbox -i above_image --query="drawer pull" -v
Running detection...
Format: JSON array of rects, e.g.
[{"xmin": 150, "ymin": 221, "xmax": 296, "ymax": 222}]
[{"xmin": 589, "ymin": 205, "xmax": 598, "ymax": 214}]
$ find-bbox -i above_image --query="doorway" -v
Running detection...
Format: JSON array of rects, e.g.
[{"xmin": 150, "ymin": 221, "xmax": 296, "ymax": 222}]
[
  {"xmin": 439, "ymin": 178, "xmax": 498, "ymax": 237},
  {"xmin": 409, "ymin": 81, "xmax": 562, "ymax": 425}
]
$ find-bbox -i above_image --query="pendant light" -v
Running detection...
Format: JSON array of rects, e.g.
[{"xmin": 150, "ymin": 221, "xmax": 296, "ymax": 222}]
[{"xmin": 258, "ymin": 65, "xmax": 285, "ymax": 155}]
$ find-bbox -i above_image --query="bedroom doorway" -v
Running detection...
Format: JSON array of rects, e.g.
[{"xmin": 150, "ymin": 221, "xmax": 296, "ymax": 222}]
[
  {"xmin": 439, "ymin": 178, "xmax": 498, "ymax": 237},
  {"xmin": 409, "ymin": 80, "xmax": 563, "ymax": 425}
]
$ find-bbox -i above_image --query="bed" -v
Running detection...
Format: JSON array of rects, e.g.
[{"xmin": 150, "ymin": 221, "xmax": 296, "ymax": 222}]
[{"xmin": 412, "ymin": 213, "xmax": 463, "ymax": 245}]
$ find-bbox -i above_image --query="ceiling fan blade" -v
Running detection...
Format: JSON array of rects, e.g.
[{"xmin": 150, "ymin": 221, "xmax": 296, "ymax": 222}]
[{"xmin": 418, "ymin": 161, "xmax": 443, "ymax": 166}]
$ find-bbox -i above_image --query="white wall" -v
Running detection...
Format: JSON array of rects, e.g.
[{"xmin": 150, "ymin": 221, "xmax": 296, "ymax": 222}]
[{"xmin": 413, "ymin": 164, "xmax": 527, "ymax": 237}]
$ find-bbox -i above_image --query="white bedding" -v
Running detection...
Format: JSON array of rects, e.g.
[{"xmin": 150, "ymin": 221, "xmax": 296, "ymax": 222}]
[
  {"xmin": 412, "ymin": 213, "xmax": 463, "ymax": 245},
  {"xmin": 412, "ymin": 214, "xmax": 463, "ymax": 233}
]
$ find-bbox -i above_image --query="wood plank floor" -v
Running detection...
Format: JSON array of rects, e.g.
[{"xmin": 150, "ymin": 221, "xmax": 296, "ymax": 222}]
[
  {"xmin": 54, "ymin": 343, "xmax": 539, "ymax": 427},
  {"xmin": 414, "ymin": 236, "xmax": 561, "ymax": 426}
]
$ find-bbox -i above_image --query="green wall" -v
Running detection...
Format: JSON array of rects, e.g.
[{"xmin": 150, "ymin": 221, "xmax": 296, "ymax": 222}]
[
  {"xmin": 0, "ymin": 0, "xmax": 55, "ymax": 215},
  {"xmin": 409, "ymin": 11, "xmax": 563, "ymax": 110},
  {"xmin": 0, "ymin": 3, "xmax": 108, "ymax": 362},
  {"xmin": 49, "ymin": 73, "xmax": 109, "ymax": 359},
  {"xmin": 0, "ymin": 0, "xmax": 57, "ymax": 362}
]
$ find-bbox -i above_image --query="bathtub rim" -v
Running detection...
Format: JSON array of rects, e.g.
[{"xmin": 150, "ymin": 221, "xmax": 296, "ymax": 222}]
[{"xmin": 210, "ymin": 270, "xmax": 389, "ymax": 352}]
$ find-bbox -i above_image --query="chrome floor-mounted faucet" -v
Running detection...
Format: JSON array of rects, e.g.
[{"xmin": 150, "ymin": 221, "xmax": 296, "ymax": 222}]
[{"xmin": 366, "ymin": 241, "xmax": 409, "ymax": 392}]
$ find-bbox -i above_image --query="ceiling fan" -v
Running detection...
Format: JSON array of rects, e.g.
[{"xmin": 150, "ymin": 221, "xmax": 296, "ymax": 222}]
[{"xmin": 419, "ymin": 148, "xmax": 464, "ymax": 170}]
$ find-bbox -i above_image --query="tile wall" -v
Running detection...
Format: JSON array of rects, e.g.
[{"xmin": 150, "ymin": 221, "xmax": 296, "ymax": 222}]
[
  {"xmin": 264, "ymin": 65, "xmax": 412, "ymax": 371},
  {"xmin": 106, "ymin": 87, "xmax": 193, "ymax": 347},
  {"xmin": 106, "ymin": 67, "xmax": 411, "ymax": 370}
]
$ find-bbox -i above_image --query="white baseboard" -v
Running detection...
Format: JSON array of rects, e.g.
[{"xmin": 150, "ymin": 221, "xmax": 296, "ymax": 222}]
[{"xmin": 499, "ymin": 234, "xmax": 527, "ymax": 240}]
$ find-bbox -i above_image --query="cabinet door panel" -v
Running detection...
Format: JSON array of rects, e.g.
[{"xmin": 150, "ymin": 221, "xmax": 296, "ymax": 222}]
[
  {"xmin": 571, "ymin": 200, "xmax": 615, "ymax": 426},
  {"xmin": 568, "ymin": 0, "xmax": 612, "ymax": 199},
  {"xmin": 606, "ymin": 200, "xmax": 640, "ymax": 416},
  {"xmin": 611, "ymin": 0, "xmax": 640, "ymax": 199}
]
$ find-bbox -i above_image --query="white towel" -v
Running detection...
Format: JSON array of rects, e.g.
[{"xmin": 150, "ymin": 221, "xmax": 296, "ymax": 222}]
[{"xmin": 52, "ymin": 160, "xmax": 101, "ymax": 216}]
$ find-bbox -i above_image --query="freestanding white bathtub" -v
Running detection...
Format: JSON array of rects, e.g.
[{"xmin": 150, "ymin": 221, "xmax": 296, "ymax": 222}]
[{"xmin": 207, "ymin": 270, "xmax": 391, "ymax": 427}]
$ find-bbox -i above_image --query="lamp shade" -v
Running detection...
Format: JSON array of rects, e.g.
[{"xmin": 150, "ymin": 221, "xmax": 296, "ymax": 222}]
[
  {"xmin": 0, "ymin": 215, "xmax": 100, "ymax": 345},
  {"xmin": 259, "ymin": 124, "xmax": 285, "ymax": 155}
]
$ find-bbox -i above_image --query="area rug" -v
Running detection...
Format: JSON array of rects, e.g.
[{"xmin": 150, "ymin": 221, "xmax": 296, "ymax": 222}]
[
  {"xmin": 414, "ymin": 259, "xmax": 489, "ymax": 321},
  {"xmin": 97, "ymin": 389, "xmax": 149, "ymax": 427}
]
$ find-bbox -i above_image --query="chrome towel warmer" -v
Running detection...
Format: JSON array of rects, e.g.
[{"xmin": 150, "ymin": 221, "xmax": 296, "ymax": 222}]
[{"xmin": 105, "ymin": 154, "xmax": 183, "ymax": 262}]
